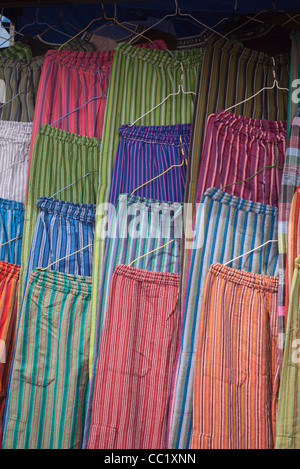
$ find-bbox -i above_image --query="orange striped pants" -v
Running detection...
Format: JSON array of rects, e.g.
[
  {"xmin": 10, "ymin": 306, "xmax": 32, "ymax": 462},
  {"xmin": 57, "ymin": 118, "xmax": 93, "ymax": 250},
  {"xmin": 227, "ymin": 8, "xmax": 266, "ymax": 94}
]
[
  {"xmin": 191, "ymin": 263, "xmax": 279, "ymax": 449},
  {"xmin": 0, "ymin": 262, "xmax": 20, "ymax": 446}
]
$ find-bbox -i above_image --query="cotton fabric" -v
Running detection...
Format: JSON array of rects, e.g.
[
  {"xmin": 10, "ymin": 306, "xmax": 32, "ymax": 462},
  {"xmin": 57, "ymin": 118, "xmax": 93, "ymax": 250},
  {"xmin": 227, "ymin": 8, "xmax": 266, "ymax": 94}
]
[
  {"xmin": 195, "ymin": 110, "xmax": 287, "ymax": 207},
  {"xmin": 0, "ymin": 120, "xmax": 33, "ymax": 203},
  {"xmin": 24, "ymin": 197, "xmax": 96, "ymax": 292},
  {"xmin": 191, "ymin": 263, "xmax": 279, "ymax": 449},
  {"xmin": 109, "ymin": 123, "xmax": 191, "ymax": 206},
  {"xmin": 0, "ymin": 198, "xmax": 24, "ymax": 266},
  {"xmin": 0, "ymin": 262, "xmax": 20, "ymax": 446},
  {"xmin": 87, "ymin": 264, "xmax": 180, "ymax": 449},
  {"xmin": 168, "ymin": 187, "xmax": 279, "ymax": 449},
  {"xmin": 2, "ymin": 268, "xmax": 92, "ymax": 449}
]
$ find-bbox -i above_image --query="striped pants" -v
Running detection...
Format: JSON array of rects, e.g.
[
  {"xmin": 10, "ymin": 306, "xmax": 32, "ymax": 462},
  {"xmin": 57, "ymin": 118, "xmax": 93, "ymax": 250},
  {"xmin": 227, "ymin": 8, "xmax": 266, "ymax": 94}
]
[
  {"xmin": 194, "ymin": 110, "xmax": 287, "ymax": 207},
  {"xmin": 276, "ymin": 255, "xmax": 300, "ymax": 448},
  {"xmin": 168, "ymin": 187, "xmax": 279, "ymax": 449},
  {"xmin": 278, "ymin": 117, "xmax": 300, "ymax": 362},
  {"xmin": 83, "ymin": 193, "xmax": 182, "ymax": 447},
  {"xmin": 2, "ymin": 269, "xmax": 92, "ymax": 449},
  {"xmin": 91, "ymin": 42, "xmax": 203, "ymax": 379},
  {"xmin": 24, "ymin": 197, "xmax": 95, "ymax": 291},
  {"xmin": 191, "ymin": 263, "xmax": 279, "ymax": 449},
  {"xmin": 87, "ymin": 265, "xmax": 180, "ymax": 449},
  {"xmin": 0, "ymin": 121, "xmax": 32, "ymax": 203},
  {"xmin": 0, "ymin": 198, "xmax": 24, "ymax": 266},
  {"xmin": 109, "ymin": 123, "xmax": 191, "ymax": 206},
  {"xmin": 0, "ymin": 262, "xmax": 20, "ymax": 447},
  {"xmin": 19, "ymin": 125, "xmax": 100, "ymax": 308}
]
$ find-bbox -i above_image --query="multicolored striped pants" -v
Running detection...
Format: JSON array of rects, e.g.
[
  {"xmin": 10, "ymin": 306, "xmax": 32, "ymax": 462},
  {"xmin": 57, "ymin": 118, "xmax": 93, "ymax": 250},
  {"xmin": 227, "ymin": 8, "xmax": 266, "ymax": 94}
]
[
  {"xmin": 168, "ymin": 187, "xmax": 279, "ymax": 449},
  {"xmin": 109, "ymin": 123, "xmax": 191, "ymax": 206},
  {"xmin": 276, "ymin": 255, "xmax": 300, "ymax": 449},
  {"xmin": 0, "ymin": 121, "xmax": 32, "ymax": 203},
  {"xmin": 194, "ymin": 110, "xmax": 287, "ymax": 207},
  {"xmin": 87, "ymin": 265, "xmax": 180, "ymax": 449},
  {"xmin": 91, "ymin": 42, "xmax": 203, "ymax": 380},
  {"xmin": 191, "ymin": 263, "xmax": 279, "ymax": 449},
  {"xmin": 2, "ymin": 268, "xmax": 92, "ymax": 449},
  {"xmin": 83, "ymin": 193, "xmax": 182, "ymax": 447},
  {"xmin": 24, "ymin": 197, "xmax": 95, "ymax": 292},
  {"xmin": 0, "ymin": 198, "xmax": 24, "ymax": 266},
  {"xmin": 19, "ymin": 124, "xmax": 100, "ymax": 308},
  {"xmin": 278, "ymin": 116, "xmax": 300, "ymax": 364},
  {"xmin": 0, "ymin": 262, "xmax": 20, "ymax": 446}
]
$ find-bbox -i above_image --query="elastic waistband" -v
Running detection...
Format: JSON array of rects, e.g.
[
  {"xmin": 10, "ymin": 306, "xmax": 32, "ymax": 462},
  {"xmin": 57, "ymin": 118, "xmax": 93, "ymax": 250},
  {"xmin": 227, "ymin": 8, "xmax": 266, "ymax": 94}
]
[
  {"xmin": 117, "ymin": 42, "xmax": 204, "ymax": 69},
  {"xmin": 206, "ymin": 35, "xmax": 290, "ymax": 67},
  {"xmin": 30, "ymin": 268, "xmax": 92, "ymax": 297},
  {"xmin": 203, "ymin": 187, "xmax": 278, "ymax": 217},
  {"xmin": 119, "ymin": 123, "xmax": 191, "ymax": 145},
  {"xmin": 210, "ymin": 263, "xmax": 279, "ymax": 293},
  {"xmin": 0, "ymin": 54, "xmax": 44, "ymax": 69},
  {"xmin": 45, "ymin": 49, "xmax": 114, "ymax": 72},
  {"xmin": 38, "ymin": 124, "xmax": 101, "ymax": 147},
  {"xmin": 0, "ymin": 120, "xmax": 33, "ymax": 143},
  {"xmin": 115, "ymin": 264, "xmax": 180, "ymax": 286},
  {"xmin": 117, "ymin": 193, "xmax": 183, "ymax": 215},
  {"xmin": 212, "ymin": 110, "xmax": 287, "ymax": 143},
  {"xmin": 37, "ymin": 197, "xmax": 96, "ymax": 223},
  {"xmin": 0, "ymin": 198, "xmax": 24, "ymax": 212},
  {"xmin": 0, "ymin": 261, "xmax": 20, "ymax": 280}
]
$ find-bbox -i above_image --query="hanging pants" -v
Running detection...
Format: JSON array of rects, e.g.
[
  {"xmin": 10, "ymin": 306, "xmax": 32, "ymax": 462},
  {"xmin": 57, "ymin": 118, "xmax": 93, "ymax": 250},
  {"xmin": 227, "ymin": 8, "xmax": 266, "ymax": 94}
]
[
  {"xmin": 109, "ymin": 123, "xmax": 191, "ymax": 206},
  {"xmin": 0, "ymin": 262, "xmax": 20, "ymax": 446},
  {"xmin": 2, "ymin": 268, "xmax": 92, "ymax": 449},
  {"xmin": 83, "ymin": 193, "xmax": 183, "ymax": 447},
  {"xmin": 0, "ymin": 121, "xmax": 33, "ymax": 203},
  {"xmin": 276, "ymin": 255, "xmax": 300, "ymax": 448},
  {"xmin": 194, "ymin": 110, "xmax": 287, "ymax": 207},
  {"xmin": 191, "ymin": 263, "xmax": 279, "ymax": 449},
  {"xmin": 19, "ymin": 125, "xmax": 100, "ymax": 309},
  {"xmin": 168, "ymin": 187, "xmax": 279, "ymax": 449},
  {"xmin": 278, "ymin": 116, "xmax": 300, "ymax": 363},
  {"xmin": 24, "ymin": 197, "xmax": 96, "ymax": 291},
  {"xmin": 91, "ymin": 42, "xmax": 204, "ymax": 381},
  {"xmin": 0, "ymin": 198, "xmax": 24, "ymax": 266},
  {"xmin": 87, "ymin": 265, "xmax": 180, "ymax": 449}
]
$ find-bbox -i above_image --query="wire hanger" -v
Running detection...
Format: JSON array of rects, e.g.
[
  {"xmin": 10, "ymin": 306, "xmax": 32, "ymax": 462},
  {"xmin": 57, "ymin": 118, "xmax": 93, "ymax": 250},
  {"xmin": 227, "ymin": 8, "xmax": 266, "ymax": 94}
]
[
  {"xmin": 129, "ymin": 61, "xmax": 196, "ymax": 126},
  {"xmin": 51, "ymin": 69, "xmax": 108, "ymax": 126},
  {"xmin": 225, "ymin": 57, "xmax": 289, "ymax": 112},
  {"xmin": 0, "ymin": 236, "xmax": 22, "ymax": 249},
  {"xmin": 49, "ymin": 169, "xmax": 99, "ymax": 199},
  {"xmin": 223, "ymin": 239, "xmax": 278, "ymax": 266},
  {"xmin": 41, "ymin": 243, "xmax": 94, "ymax": 271},
  {"xmin": 131, "ymin": 135, "xmax": 187, "ymax": 195},
  {"xmin": 129, "ymin": 239, "xmax": 175, "ymax": 267},
  {"xmin": 128, "ymin": 0, "xmax": 229, "ymax": 45},
  {"xmin": 0, "ymin": 141, "xmax": 30, "ymax": 176}
]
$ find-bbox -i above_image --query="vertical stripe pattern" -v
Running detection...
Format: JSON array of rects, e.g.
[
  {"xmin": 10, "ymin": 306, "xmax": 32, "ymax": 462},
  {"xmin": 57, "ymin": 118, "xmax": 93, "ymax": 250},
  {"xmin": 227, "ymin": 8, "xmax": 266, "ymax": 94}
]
[
  {"xmin": 109, "ymin": 123, "xmax": 191, "ymax": 206},
  {"xmin": 0, "ymin": 262, "xmax": 20, "ymax": 446},
  {"xmin": 2, "ymin": 268, "xmax": 92, "ymax": 449},
  {"xmin": 278, "ymin": 116, "xmax": 300, "ymax": 364},
  {"xmin": 191, "ymin": 263, "xmax": 279, "ymax": 449},
  {"xmin": 24, "ymin": 197, "xmax": 96, "ymax": 291},
  {"xmin": 0, "ymin": 198, "xmax": 24, "ymax": 266},
  {"xmin": 168, "ymin": 187, "xmax": 279, "ymax": 449},
  {"xmin": 87, "ymin": 264, "xmax": 180, "ymax": 449},
  {"xmin": 0, "ymin": 120, "xmax": 33, "ymax": 203},
  {"xmin": 276, "ymin": 255, "xmax": 300, "ymax": 448},
  {"xmin": 83, "ymin": 193, "xmax": 182, "ymax": 447},
  {"xmin": 195, "ymin": 110, "xmax": 287, "ymax": 207},
  {"xmin": 287, "ymin": 31, "xmax": 300, "ymax": 135},
  {"xmin": 19, "ymin": 124, "xmax": 100, "ymax": 309},
  {"xmin": 91, "ymin": 43, "xmax": 204, "ymax": 377}
]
